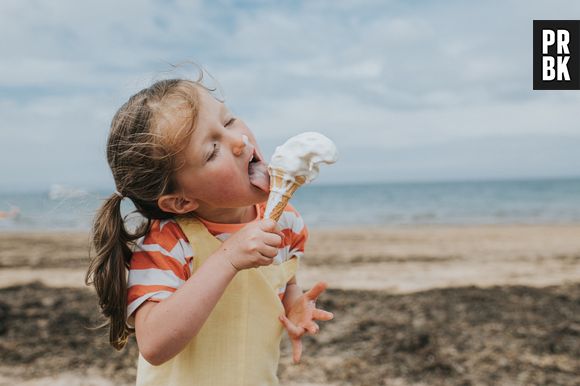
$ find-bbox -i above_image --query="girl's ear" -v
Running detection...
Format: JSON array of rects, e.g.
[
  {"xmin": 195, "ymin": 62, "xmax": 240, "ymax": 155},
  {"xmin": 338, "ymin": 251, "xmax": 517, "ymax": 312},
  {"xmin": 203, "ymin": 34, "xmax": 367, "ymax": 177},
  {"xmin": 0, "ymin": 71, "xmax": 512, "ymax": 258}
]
[{"xmin": 157, "ymin": 194, "xmax": 199, "ymax": 214}]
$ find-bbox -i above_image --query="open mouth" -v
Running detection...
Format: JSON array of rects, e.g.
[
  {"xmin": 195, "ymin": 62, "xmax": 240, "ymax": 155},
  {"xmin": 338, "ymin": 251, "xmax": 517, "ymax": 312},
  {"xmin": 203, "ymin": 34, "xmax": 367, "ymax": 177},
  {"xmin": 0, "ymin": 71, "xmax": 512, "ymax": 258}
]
[
  {"xmin": 249, "ymin": 153, "xmax": 259, "ymax": 165},
  {"xmin": 248, "ymin": 149, "xmax": 261, "ymax": 170},
  {"xmin": 247, "ymin": 149, "xmax": 270, "ymax": 193}
]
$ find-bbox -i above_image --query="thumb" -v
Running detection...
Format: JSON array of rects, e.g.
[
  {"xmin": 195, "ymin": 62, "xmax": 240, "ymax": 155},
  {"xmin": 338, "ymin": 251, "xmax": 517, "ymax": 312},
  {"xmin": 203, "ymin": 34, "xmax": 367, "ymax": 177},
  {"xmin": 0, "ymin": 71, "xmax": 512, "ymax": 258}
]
[
  {"xmin": 274, "ymin": 223, "xmax": 284, "ymax": 235},
  {"xmin": 305, "ymin": 281, "xmax": 328, "ymax": 301},
  {"xmin": 260, "ymin": 218, "xmax": 278, "ymax": 231}
]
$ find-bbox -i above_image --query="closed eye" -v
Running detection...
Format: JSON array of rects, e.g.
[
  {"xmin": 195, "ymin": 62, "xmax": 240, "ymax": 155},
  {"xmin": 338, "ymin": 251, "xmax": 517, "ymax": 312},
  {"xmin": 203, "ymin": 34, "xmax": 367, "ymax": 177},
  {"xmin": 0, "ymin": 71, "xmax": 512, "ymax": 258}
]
[
  {"xmin": 225, "ymin": 117, "xmax": 236, "ymax": 127},
  {"xmin": 207, "ymin": 143, "xmax": 219, "ymax": 161}
]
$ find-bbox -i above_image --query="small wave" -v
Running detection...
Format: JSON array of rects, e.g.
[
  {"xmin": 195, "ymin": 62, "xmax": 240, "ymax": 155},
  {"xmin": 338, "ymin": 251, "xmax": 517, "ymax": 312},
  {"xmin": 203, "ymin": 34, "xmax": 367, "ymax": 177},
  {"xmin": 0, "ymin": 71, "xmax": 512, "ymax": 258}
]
[{"xmin": 48, "ymin": 184, "xmax": 88, "ymax": 200}]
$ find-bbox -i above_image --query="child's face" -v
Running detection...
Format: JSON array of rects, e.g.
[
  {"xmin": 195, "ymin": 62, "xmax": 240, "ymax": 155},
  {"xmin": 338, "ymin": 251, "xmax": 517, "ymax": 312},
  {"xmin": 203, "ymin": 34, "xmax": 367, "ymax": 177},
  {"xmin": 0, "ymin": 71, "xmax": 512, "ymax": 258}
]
[{"xmin": 173, "ymin": 88, "xmax": 269, "ymax": 211}]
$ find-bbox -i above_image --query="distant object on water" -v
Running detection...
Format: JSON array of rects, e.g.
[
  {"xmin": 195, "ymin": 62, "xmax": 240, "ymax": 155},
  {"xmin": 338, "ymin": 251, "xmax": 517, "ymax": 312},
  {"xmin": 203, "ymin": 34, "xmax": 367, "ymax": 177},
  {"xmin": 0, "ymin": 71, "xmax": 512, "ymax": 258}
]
[
  {"xmin": 0, "ymin": 206, "xmax": 20, "ymax": 220},
  {"xmin": 48, "ymin": 184, "xmax": 88, "ymax": 200}
]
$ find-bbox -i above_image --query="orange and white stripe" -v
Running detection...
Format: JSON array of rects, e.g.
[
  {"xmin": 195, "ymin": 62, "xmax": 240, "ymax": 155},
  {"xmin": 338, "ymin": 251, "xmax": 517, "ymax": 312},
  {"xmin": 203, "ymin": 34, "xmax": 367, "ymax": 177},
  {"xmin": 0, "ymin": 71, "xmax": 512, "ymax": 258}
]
[{"xmin": 127, "ymin": 203, "xmax": 307, "ymax": 325}]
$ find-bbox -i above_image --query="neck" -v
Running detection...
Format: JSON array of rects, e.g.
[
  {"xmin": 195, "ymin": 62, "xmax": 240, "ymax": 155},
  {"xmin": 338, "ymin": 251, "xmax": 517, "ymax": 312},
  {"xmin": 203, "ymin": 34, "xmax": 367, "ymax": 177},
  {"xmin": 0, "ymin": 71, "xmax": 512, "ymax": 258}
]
[{"xmin": 194, "ymin": 204, "xmax": 257, "ymax": 224}]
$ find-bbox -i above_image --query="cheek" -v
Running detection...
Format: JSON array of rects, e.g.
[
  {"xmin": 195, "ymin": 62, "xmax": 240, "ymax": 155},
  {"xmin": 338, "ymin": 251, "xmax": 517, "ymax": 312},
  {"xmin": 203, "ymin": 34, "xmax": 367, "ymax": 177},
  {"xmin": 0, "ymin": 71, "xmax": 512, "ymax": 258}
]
[
  {"xmin": 216, "ymin": 168, "xmax": 239, "ymax": 184},
  {"xmin": 216, "ymin": 159, "xmax": 241, "ymax": 178},
  {"xmin": 210, "ymin": 161, "xmax": 247, "ymax": 191},
  {"xmin": 208, "ymin": 168, "xmax": 246, "ymax": 202}
]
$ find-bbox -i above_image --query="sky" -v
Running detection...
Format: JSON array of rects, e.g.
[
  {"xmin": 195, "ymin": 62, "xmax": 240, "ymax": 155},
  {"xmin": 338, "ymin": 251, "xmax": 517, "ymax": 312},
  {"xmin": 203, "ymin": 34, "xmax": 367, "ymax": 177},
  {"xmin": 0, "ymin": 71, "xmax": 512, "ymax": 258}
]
[{"xmin": 1, "ymin": 0, "xmax": 580, "ymax": 192}]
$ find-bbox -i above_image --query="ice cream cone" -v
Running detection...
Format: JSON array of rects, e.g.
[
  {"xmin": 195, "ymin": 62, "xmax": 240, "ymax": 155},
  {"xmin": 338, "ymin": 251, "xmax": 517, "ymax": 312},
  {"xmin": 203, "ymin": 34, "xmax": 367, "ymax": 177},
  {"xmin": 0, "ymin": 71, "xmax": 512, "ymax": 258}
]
[{"xmin": 264, "ymin": 167, "xmax": 307, "ymax": 222}]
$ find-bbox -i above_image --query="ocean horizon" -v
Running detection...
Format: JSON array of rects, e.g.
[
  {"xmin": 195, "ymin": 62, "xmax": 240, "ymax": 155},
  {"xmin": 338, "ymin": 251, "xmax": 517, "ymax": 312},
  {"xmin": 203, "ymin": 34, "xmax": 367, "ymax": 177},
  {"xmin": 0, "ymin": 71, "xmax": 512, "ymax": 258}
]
[{"xmin": 1, "ymin": 176, "xmax": 580, "ymax": 231}]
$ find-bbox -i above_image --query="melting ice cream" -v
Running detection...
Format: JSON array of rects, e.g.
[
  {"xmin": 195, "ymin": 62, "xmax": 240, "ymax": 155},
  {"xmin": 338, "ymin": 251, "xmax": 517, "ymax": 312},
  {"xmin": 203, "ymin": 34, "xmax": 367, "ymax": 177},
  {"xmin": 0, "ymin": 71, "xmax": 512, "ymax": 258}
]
[{"xmin": 264, "ymin": 132, "xmax": 338, "ymax": 221}]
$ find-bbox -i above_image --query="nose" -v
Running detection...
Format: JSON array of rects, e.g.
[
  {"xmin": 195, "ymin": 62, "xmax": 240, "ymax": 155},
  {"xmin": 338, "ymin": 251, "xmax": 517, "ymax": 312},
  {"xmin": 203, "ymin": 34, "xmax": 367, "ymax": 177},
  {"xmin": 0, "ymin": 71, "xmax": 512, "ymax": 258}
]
[{"xmin": 231, "ymin": 134, "xmax": 248, "ymax": 156}]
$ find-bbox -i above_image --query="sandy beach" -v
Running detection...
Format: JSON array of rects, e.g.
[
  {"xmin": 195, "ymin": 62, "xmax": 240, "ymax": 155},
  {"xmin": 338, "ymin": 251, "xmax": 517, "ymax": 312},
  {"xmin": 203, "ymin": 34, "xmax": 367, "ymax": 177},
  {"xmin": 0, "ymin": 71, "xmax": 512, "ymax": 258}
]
[{"xmin": 1, "ymin": 225, "xmax": 579, "ymax": 385}]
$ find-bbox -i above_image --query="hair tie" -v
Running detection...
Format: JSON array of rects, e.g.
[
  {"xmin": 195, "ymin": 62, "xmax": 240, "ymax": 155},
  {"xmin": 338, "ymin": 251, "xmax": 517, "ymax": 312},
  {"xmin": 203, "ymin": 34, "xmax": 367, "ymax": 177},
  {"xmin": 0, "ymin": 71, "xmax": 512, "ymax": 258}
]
[{"xmin": 114, "ymin": 190, "xmax": 124, "ymax": 199}]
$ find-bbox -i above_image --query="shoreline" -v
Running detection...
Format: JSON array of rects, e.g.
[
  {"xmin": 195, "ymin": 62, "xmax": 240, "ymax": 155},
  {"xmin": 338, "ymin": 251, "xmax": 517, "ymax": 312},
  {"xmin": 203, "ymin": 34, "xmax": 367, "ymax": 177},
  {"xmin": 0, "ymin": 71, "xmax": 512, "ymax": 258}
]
[{"xmin": 2, "ymin": 224, "xmax": 579, "ymax": 292}]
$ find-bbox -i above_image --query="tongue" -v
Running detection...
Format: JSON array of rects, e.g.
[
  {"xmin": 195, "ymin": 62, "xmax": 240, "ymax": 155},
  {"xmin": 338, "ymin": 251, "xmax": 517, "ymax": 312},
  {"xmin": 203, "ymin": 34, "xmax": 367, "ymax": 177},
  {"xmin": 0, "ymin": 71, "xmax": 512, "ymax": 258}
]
[{"xmin": 248, "ymin": 161, "xmax": 270, "ymax": 193}]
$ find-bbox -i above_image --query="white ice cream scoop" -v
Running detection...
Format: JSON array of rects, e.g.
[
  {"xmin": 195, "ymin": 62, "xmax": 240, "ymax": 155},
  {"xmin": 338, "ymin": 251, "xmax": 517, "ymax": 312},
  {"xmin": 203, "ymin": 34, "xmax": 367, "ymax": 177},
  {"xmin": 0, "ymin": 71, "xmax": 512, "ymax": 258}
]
[
  {"xmin": 269, "ymin": 131, "xmax": 338, "ymax": 183},
  {"xmin": 264, "ymin": 132, "xmax": 338, "ymax": 221}
]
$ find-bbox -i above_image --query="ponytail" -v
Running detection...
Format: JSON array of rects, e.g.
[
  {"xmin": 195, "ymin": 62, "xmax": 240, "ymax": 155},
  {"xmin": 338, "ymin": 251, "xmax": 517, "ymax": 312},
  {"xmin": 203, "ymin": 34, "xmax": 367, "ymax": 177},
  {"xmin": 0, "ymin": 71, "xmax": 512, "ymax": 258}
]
[
  {"xmin": 87, "ymin": 78, "xmax": 202, "ymax": 349},
  {"xmin": 86, "ymin": 193, "xmax": 149, "ymax": 350}
]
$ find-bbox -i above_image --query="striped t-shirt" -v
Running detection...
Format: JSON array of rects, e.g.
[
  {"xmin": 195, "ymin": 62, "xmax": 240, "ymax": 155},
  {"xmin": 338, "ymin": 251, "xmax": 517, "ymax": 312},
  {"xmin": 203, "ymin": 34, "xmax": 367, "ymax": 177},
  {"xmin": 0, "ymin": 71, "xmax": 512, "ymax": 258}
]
[{"xmin": 126, "ymin": 202, "xmax": 308, "ymax": 325}]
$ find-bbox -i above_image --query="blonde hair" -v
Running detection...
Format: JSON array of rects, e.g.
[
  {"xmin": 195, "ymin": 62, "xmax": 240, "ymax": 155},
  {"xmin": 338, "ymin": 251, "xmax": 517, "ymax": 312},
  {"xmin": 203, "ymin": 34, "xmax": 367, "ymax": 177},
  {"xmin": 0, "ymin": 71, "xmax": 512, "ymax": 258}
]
[{"xmin": 86, "ymin": 78, "xmax": 207, "ymax": 349}]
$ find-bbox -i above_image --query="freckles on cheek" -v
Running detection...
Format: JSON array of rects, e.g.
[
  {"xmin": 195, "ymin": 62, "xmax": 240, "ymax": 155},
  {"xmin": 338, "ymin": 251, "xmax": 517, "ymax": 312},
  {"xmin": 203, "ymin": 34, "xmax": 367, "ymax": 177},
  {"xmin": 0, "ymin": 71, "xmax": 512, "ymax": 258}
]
[{"xmin": 216, "ymin": 168, "xmax": 247, "ymax": 197}]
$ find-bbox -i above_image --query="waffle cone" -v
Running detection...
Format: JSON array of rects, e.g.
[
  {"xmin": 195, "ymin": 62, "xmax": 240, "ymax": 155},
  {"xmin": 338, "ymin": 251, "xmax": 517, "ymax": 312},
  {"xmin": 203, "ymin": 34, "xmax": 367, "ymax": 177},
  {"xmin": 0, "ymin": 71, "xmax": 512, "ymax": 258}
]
[{"xmin": 264, "ymin": 168, "xmax": 306, "ymax": 221}]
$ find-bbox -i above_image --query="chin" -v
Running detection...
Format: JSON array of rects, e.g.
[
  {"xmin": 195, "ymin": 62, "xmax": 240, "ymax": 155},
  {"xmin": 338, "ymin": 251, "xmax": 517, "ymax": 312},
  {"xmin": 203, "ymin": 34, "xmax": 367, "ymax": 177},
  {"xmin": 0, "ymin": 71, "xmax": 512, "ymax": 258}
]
[{"xmin": 250, "ymin": 188, "xmax": 269, "ymax": 203}]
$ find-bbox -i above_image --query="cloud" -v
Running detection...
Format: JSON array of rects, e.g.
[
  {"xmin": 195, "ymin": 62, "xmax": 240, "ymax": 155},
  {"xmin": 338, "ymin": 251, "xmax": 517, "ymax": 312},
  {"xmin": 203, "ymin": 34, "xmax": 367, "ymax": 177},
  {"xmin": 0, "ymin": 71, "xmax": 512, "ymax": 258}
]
[{"xmin": 1, "ymin": 0, "xmax": 579, "ymax": 191}]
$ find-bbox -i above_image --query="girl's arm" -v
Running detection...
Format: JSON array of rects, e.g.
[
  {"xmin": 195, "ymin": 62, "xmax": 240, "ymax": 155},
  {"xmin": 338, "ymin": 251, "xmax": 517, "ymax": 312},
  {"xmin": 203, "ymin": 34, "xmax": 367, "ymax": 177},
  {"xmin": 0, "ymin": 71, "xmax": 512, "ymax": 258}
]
[
  {"xmin": 134, "ymin": 252, "xmax": 236, "ymax": 366},
  {"xmin": 134, "ymin": 219, "xmax": 283, "ymax": 366}
]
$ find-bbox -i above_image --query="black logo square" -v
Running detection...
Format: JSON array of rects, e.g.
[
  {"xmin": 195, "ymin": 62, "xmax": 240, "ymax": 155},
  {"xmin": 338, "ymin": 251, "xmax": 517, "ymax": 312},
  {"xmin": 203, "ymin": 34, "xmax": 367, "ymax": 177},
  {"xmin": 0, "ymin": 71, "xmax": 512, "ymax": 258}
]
[{"xmin": 533, "ymin": 20, "xmax": 580, "ymax": 90}]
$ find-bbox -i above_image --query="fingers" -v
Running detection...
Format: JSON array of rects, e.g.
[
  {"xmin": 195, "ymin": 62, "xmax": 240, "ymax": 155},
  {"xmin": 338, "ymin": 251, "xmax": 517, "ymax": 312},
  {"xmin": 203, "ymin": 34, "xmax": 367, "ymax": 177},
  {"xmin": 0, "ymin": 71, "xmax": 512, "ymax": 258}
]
[
  {"xmin": 259, "ymin": 244, "xmax": 279, "ymax": 259},
  {"xmin": 305, "ymin": 321, "xmax": 319, "ymax": 335},
  {"xmin": 275, "ymin": 229, "xmax": 285, "ymax": 242},
  {"xmin": 291, "ymin": 337, "xmax": 302, "ymax": 364},
  {"xmin": 259, "ymin": 219, "xmax": 284, "ymax": 250},
  {"xmin": 264, "ymin": 232, "xmax": 283, "ymax": 248},
  {"xmin": 305, "ymin": 281, "xmax": 328, "ymax": 301},
  {"xmin": 313, "ymin": 309, "xmax": 334, "ymax": 321},
  {"xmin": 279, "ymin": 314, "xmax": 303, "ymax": 337}
]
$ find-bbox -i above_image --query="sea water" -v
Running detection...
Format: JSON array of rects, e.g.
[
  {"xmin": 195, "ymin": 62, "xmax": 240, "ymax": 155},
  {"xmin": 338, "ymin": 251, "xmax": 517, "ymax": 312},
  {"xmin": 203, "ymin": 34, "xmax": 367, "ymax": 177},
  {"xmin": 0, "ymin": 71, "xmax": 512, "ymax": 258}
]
[{"xmin": 1, "ymin": 178, "xmax": 580, "ymax": 231}]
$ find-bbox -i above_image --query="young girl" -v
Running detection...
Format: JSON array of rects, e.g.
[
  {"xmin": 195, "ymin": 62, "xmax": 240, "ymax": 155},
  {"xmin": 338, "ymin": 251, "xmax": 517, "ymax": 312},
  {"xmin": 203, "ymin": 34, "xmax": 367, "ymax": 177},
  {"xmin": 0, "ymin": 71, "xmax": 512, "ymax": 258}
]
[{"xmin": 86, "ymin": 78, "xmax": 333, "ymax": 385}]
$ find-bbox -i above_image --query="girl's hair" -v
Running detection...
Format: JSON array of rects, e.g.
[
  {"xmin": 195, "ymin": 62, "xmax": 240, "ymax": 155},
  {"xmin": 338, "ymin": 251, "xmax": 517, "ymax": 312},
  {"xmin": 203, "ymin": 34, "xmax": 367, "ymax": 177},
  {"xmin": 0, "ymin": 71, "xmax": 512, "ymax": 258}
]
[{"xmin": 86, "ymin": 78, "xmax": 206, "ymax": 349}]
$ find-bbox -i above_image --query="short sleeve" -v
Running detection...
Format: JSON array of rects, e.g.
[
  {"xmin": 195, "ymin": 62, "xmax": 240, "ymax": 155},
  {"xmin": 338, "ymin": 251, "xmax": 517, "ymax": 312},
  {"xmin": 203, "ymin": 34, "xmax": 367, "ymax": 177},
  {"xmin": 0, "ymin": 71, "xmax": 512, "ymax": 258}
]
[
  {"xmin": 282, "ymin": 204, "xmax": 309, "ymax": 261},
  {"xmin": 126, "ymin": 219, "xmax": 193, "ymax": 327}
]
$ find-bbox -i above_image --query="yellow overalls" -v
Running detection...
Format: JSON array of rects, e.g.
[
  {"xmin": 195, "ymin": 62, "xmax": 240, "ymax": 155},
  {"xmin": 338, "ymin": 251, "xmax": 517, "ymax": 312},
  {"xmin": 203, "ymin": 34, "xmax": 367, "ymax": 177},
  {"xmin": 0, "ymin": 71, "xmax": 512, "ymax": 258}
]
[{"xmin": 136, "ymin": 216, "xmax": 298, "ymax": 386}]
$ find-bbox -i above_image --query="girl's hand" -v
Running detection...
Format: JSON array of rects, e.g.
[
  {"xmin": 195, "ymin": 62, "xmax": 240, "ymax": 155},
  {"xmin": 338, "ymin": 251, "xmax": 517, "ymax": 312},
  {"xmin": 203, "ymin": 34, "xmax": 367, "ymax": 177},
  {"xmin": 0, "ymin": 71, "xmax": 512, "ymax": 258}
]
[
  {"xmin": 279, "ymin": 282, "xmax": 334, "ymax": 363},
  {"xmin": 219, "ymin": 218, "xmax": 284, "ymax": 271}
]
